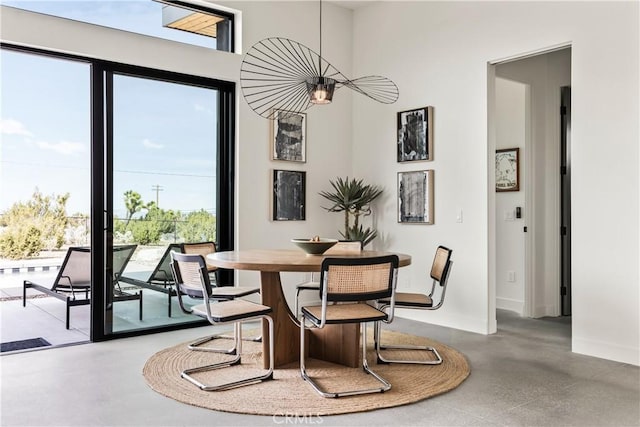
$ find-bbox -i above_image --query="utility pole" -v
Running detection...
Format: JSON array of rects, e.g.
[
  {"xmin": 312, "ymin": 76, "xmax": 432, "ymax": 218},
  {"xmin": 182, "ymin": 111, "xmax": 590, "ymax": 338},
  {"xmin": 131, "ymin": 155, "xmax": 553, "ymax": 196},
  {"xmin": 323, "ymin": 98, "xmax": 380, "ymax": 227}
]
[{"xmin": 151, "ymin": 185, "xmax": 164, "ymax": 207}]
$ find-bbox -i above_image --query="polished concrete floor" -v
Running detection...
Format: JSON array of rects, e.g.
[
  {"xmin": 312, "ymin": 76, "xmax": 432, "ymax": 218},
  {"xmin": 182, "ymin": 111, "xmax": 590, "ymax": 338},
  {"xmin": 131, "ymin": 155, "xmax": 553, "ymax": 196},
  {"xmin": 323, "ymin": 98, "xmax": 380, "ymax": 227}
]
[{"xmin": 1, "ymin": 310, "xmax": 638, "ymax": 426}]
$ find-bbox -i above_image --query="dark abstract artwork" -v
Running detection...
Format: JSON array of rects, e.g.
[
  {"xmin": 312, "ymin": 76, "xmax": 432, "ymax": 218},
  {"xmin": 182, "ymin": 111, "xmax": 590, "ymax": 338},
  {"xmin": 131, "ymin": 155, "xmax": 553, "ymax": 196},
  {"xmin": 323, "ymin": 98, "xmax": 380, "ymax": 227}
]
[
  {"xmin": 272, "ymin": 169, "xmax": 306, "ymax": 221},
  {"xmin": 397, "ymin": 106, "xmax": 433, "ymax": 162}
]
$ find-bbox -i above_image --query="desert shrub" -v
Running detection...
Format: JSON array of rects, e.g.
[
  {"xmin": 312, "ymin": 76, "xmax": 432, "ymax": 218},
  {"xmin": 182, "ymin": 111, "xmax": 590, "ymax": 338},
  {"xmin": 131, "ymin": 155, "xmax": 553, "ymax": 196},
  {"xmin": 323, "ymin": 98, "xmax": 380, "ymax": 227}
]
[{"xmin": 0, "ymin": 225, "xmax": 43, "ymax": 259}]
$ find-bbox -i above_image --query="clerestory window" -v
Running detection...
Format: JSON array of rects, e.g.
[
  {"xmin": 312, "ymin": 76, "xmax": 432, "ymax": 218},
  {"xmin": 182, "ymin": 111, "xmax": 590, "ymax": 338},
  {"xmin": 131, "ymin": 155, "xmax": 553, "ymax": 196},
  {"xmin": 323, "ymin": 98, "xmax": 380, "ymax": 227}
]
[{"xmin": 2, "ymin": 0, "xmax": 234, "ymax": 52}]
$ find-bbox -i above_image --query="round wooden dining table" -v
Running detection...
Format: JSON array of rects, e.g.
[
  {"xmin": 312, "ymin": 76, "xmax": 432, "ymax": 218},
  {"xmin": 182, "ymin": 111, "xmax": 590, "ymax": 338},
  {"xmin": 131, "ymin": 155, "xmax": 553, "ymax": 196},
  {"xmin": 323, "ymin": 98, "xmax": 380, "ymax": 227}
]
[{"xmin": 207, "ymin": 249, "xmax": 411, "ymax": 369}]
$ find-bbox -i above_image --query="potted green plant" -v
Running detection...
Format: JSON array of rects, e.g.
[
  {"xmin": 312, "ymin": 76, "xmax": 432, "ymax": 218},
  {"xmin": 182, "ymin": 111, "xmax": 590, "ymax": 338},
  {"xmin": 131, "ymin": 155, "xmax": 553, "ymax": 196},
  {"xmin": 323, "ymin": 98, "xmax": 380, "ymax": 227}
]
[{"xmin": 319, "ymin": 177, "xmax": 383, "ymax": 247}]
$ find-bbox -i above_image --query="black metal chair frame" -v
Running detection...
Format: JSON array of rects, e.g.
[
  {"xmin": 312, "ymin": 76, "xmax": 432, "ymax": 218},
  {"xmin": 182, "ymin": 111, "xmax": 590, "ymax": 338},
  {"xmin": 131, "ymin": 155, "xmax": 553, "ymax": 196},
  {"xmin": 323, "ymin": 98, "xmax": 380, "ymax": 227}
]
[{"xmin": 299, "ymin": 255, "xmax": 399, "ymax": 398}]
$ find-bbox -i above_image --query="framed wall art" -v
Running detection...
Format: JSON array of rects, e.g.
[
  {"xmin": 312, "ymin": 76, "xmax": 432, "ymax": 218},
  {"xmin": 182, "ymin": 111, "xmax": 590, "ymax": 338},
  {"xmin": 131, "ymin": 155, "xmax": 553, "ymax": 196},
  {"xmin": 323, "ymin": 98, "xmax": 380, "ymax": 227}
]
[
  {"xmin": 495, "ymin": 147, "xmax": 520, "ymax": 192},
  {"xmin": 270, "ymin": 109, "xmax": 306, "ymax": 162},
  {"xmin": 397, "ymin": 170, "xmax": 434, "ymax": 224},
  {"xmin": 272, "ymin": 169, "xmax": 306, "ymax": 221},
  {"xmin": 397, "ymin": 106, "xmax": 433, "ymax": 162}
]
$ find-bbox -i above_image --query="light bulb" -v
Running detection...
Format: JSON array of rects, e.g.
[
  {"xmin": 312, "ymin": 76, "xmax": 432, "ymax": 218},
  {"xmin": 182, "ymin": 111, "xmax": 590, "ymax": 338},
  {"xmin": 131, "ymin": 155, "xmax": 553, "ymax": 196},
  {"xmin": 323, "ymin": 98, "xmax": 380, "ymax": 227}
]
[
  {"xmin": 312, "ymin": 88, "xmax": 328, "ymax": 103},
  {"xmin": 307, "ymin": 76, "xmax": 335, "ymax": 105}
]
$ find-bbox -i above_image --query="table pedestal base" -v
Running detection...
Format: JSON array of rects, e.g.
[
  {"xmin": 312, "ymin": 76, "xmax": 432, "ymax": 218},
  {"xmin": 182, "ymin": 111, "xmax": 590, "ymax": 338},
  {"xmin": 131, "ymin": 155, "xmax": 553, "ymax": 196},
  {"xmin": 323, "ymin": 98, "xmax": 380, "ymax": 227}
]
[{"xmin": 260, "ymin": 271, "xmax": 359, "ymax": 369}]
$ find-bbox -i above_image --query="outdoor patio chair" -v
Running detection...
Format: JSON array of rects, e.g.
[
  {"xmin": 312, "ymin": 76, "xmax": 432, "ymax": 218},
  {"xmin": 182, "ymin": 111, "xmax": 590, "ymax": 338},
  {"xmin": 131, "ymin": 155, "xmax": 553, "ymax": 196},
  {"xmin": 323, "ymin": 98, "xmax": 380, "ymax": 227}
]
[
  {"xmin": 374, "ymin": 245, "xmax": 453, "ymax": 365},
  {"xmin": 174, "ymin": 244, "xmax": 261, "ymax": 353},
  {"xmin": 109, "ymin": 244, "xmax": 143, "ymax": 319},
  {"xmin": 299, "ymin": 255, "xmax": 399, "ymax": 398},
  {"xmin": 120, "ymin": 243, "xmax": 180, "ymax": 317},
  {"xmin": 170, "ymin": 252, "xmax": 274, "ymax": 391},
  {"xmin": 23, "ymin": 245, "xmax": 142, "ymax": 329},
  {"xmin": 293, "ymin": 240, "xmax": 362, "ymax": 317}
]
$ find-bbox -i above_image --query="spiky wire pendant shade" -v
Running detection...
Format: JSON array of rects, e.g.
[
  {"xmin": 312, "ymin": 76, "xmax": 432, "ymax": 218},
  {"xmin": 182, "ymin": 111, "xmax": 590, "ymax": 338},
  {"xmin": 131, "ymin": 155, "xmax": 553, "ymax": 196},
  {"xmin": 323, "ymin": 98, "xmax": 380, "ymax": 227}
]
[{"xmin": 240, "ymin": 37, "xmax": 399, "ymax": 119}]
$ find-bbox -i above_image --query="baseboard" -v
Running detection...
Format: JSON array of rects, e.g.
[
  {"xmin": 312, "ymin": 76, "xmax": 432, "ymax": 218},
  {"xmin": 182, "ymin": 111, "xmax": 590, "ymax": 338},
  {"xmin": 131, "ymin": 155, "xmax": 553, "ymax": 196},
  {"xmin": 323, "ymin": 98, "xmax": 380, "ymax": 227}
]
[
  {"xmin": 496, "ymin": 297, "xmax": 524, "ymax": 315},
  {"xmin": 397, "ymin": 310, "xmax": 489, "ymax": 335},
  {"xmin": 573, "ymin": 336, "xmax": 640, "ymax": 366}
]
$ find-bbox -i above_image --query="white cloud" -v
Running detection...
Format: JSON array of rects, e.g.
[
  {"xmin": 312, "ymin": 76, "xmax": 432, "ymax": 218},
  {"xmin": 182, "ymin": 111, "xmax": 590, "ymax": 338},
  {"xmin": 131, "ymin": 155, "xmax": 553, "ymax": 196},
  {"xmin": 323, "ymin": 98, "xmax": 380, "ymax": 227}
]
[
  {"xmin": 36, "ymin": 140, "xmax": 86, "ymax": 155},
  {"xmin": 0, "ymin": 118, "xmax": 33, "ymax": 136},
  {"xmin": 194, "ymin": 104, "xmax": 213, "ymax": 115},
  {"xmin": 142, "ymin": 138, "xmax": 164, "ymax": 149}
]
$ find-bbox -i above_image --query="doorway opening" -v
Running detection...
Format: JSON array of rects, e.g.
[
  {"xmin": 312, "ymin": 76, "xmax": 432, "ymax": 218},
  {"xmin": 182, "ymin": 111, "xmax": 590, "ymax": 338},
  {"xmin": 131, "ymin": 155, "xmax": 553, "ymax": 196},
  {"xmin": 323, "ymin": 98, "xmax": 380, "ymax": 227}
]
[{"xmin": 489, "ymin": 46, "xmax": 572, "ymax": 330}]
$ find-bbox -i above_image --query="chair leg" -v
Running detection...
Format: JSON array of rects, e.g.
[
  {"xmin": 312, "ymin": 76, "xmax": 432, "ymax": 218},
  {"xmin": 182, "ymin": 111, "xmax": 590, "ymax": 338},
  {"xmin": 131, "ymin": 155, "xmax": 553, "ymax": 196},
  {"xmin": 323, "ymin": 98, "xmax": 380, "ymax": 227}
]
[
  {"xmin": 294, "ymin": 288, "xmax": 301, "ymax": 319},
  {"xmin": 138, "ymin": 290, "xmax": 143, "ymax": 321},
  {"xmin": 23, "ymin": 281, "xmax": 28, "ymax": 307},
  {"xmin": 375, "ymin": 320, "xmax": 443, "ymax": 365},
  {"xmin": 187, "ymin": 334, "xmax": 238, "ymax": 355},
  {"xmin": 188, "ymin": 320, "xmax": 261, "ymax": 353},
  {"xmin": 300, "ymin": 319, "xmax": 391, "ymax": 398},
  {"xmin": 167, "ymin": 291, "xmax": 172, "ymax": 317},
  {"xmin": 181, "ymin": 316, "xmax": 274, "ymax": 391},
  {"xmin": 294, "ymin": 285, "xmax": 320, "ymax": 320},
  {"xmin": 65, "ymin": 300, "xmax": 70, "ymax": 330}
]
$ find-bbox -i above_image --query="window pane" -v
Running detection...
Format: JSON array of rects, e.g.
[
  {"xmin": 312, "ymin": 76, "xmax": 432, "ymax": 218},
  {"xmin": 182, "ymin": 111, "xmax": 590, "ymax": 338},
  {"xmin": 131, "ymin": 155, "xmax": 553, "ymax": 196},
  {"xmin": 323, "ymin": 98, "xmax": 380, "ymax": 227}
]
[{"xmin": 111, "ymin": 73, "xmax": 218, "ymax": 332}]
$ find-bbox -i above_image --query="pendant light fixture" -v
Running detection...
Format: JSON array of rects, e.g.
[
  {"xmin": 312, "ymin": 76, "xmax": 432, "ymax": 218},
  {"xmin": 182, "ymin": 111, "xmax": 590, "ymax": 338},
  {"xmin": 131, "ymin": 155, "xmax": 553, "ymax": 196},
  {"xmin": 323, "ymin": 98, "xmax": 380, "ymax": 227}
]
[{"xmin": 240, "ymin": 0, "xmax": 398, "ymax": 119}]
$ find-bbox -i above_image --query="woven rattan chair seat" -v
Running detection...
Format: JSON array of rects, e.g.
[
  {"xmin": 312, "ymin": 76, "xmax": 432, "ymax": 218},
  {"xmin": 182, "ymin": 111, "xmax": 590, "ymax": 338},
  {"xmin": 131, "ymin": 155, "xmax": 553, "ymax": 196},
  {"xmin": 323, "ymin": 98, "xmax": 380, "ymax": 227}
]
[
  {"xmin": 296, "ymin": 283, "xmax": 320, "ymax": 291},
  {"xmin": 379, "ymin": 292, "xmax": 433, "ymax": 308},
  {"xmin": 192, "ymin": 299, "xmax": 271, "ymax": 323},
  {"xmin": 302, "ymin": 303, "xmax": 386, "ymax": 324},
  {"xmin": 209, "ymin": 286, "xmax": 260, "ymax": 299},
  {"xmin": 179, "ymin": 284, "xmax": 258, "ymax": 299}
]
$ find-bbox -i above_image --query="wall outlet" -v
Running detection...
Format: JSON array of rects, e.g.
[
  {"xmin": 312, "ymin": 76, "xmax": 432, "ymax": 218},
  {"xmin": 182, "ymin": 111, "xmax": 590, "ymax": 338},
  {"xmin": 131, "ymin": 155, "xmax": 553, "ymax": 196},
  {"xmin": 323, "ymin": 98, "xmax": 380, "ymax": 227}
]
[
  {"xmin": 507, "ymin": 271, "xmax": 516, "ymax": 282},
  {"xmin": 456, "ymin": 209, "xmax": 463, "ymax": 223},
  {"xmin": 504, "ymin": 210, "xmax": 514, "ymax": 221}
]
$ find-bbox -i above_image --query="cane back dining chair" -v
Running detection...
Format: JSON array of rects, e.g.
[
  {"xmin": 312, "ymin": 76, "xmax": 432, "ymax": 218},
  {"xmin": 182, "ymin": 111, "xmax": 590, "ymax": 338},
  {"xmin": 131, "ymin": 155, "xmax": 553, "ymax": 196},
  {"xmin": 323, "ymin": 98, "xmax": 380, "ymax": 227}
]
[
  {"xmin": 375, "ymin": 245, "xmax": 453, "ymax": 365},
  {"xmin": 181, "ymin": 242, "xmax": 221, "ymax": 285},
  {"xmin": 293, "ymin": 240, "xmax": 363, "ymax": 317},
  {"xmin": 299, "ymin": 255, "xmax": 399, "ymax": 398},
  {"xmin": 172, "ymin": 248, "xmax": 261, "ymax": 353},
  {"xmin": 170, "ymin": 252, "xmax": 274, "ymax": 391}
]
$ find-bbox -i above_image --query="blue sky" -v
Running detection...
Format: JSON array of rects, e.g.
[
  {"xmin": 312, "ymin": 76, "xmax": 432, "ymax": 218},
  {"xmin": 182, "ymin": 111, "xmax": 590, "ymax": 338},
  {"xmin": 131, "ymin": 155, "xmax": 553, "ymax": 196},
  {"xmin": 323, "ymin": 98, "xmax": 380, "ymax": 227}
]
[{"xmin": 0, "ymin": 1, "xmax": 219, "ymax": 218}]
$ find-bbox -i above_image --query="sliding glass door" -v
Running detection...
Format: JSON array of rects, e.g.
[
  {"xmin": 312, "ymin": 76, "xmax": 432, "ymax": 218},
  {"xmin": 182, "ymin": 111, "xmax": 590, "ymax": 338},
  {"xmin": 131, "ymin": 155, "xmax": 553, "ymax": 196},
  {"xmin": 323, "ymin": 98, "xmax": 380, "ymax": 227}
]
[
  {"xmin": 2, "ymin": 43, "xmax": 235, "ymax": 342},
  {"xmin": 106, "ymin": 71, "xmax": 221, "ymax": 333}
]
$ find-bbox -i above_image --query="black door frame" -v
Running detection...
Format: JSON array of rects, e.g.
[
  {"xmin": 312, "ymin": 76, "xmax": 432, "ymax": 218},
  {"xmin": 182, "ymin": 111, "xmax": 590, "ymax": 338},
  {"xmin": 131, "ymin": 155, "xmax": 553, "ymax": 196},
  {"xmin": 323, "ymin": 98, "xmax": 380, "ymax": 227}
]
[
  {"xmin": 560, "ymin": 86, "xmax": 571, "ymax": 316},
  {"xmin": 96, "ymin": 62, "xmax": 236, "ymax": 340}
]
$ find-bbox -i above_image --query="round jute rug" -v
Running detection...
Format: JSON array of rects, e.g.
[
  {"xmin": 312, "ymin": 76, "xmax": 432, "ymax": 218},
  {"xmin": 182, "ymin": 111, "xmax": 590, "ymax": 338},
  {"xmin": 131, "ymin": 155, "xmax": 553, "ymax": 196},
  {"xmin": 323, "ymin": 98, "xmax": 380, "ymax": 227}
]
[{"xmin": 143, "ymin": 330, "xmax": 470, "ymax": 416}]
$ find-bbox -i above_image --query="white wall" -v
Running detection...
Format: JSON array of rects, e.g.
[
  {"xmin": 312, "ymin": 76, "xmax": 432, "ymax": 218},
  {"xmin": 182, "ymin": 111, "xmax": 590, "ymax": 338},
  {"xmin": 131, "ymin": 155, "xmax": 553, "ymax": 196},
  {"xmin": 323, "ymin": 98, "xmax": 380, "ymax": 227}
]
[
  {"xmin": 494, "ymin": 77, "xmax": 526, "ymax": 315},
  {"xmin": 351, "ymin": 1, "xmax": 639, "ymax": 365}
]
